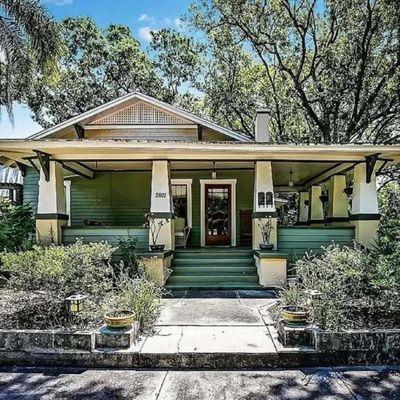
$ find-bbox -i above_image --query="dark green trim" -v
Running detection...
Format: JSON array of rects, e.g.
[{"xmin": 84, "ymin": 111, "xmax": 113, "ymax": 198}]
[
  {"xmin": 253, "ymin": 250, "xmax": 288, "ymax": 259},
  {"xmin": 137, "ymin": 250, "xmax": 173, "ymax": 258},
  {"xmin": 252, "ymin": 211, "xmax": 277, "ymax": 218},
  {"xmin": 36, "ymin": 213, "xmax": 69, "ymax": 220},
  {"xmin": 325, "ymin": 217, "xmax": 350, "ymax": 223},
  {"xmin": 349, "ymin": 214, "xmax": 381, "ymax": 221},
  {"xmin": 309, "ymin": 219, "xmax": 325, "ymax": 223},
  {"xmin": 151, "ymin": 212, "xmax": 175, "ymax": 218}
]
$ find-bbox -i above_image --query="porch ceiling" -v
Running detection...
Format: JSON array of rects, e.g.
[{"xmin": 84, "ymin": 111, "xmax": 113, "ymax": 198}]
[{"xmin": 64, "ymin": 160, "xmax": 349, "ymax": 189}]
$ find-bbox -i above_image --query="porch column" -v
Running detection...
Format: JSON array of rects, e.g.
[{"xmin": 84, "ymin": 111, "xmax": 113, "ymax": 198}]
[
  {"xmin": 252, "ymin": 161, "xmax": 278, "ymax": 250},
  {"xmin": 36, "ymin": 161, "xmax": 68, "ymax": 244},
  {"xmin": 350, "ymin": 163, "xmax": 380, "ymax": 248},
  {"xmin": 298, "ymin": 191, "xmax": 310, "ymax": 224},
  {"xmin": 326, "ymin": 175, "xmax": 349, "ymax": 225},
  {"xmin": 309, "ymin": 185, "xmax": 324, "ymax": 225},
  {"xmin": 150, "ymin": 161, "xmax": 174, "ymax": 251}
]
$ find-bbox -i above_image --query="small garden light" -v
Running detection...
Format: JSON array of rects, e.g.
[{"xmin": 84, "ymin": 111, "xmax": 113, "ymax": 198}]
[
  {"xmin": 305, "ymin": 289, "xmax": 322, "ymax": 307},
  {"xmin": 65, "ymin": 294, "xmax": 87, "ymax": 313}
]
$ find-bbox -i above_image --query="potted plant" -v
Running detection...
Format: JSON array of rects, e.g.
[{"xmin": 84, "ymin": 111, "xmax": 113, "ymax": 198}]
[
  {"xmin": 257, "ymin": 217, "xmax": 274, "ymax": 250},
  {"xmin": 143, "ymin": 212, "xmax": 170, "ymax": 252},
  {"xmin": 281, "ymin": 305, "xmax": 310, "ymax": 325},
  {"xmin": 104, "ymin": 310, "xmax": 135, "ymax": 330}
]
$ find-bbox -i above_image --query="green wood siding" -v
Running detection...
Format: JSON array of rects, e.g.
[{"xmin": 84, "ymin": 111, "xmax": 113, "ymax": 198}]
[
  {"xmin": 63, "ymin": 226, "xmax": 149, "ymax": 249},
  {"xmin": 23, "ymin": 167, "xmax": 39, "ymax": 213},
  {"xmin": 278, "ymin": 226, "xmax": 355, "ymax": 257},
  {"xmin": 69, "ymin": 171, "xmax": 151, "ymax": 226}
]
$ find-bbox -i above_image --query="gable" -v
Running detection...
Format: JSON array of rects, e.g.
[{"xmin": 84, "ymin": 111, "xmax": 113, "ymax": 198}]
[
  {"xmin": 28, "ymin": 92, "xmax": 252, "ymax": 142},
  {"xmin": 89, "ymin": 101, "xmax": 192, "ymax": 126}
]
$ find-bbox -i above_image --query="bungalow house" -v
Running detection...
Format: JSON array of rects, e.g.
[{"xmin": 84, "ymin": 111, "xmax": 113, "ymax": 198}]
[{"xmin": 1, "ymin": 92, "xmax": 399, "ymax": 289}]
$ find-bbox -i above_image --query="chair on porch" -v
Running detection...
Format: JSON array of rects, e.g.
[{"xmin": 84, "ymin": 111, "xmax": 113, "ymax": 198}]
[{"xmin": 175, "ymin": 217, "xmax": 191, "ymax": 248}]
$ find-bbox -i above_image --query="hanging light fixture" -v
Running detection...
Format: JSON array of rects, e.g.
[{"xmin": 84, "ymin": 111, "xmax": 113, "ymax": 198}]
[
  {"xmin": 212, "ymin": 162, "xmax": 217, "ymax": 179},
  {"xmin": 288, "ymin": 170, "xmax": 294, "ymax": 187}
]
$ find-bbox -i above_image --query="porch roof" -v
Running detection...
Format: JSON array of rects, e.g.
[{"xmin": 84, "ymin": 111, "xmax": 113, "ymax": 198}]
[{"xmin": 1, "ymin": 139, "xmax": 399, "ymax": 163}]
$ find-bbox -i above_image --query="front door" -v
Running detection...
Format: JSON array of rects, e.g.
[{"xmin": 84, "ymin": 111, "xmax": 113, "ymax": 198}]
[{"xmin": 205, "ymin": 184, "xmax": 231, "ymax": 246}]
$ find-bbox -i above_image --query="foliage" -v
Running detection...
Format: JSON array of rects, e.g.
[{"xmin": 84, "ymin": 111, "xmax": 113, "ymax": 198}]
[
  {"xmin": 0, "ymin": 198, "xmax": 35, "ymax": 252},
  {"xmin": 0, "ymin": 0, "xmax": 62, "ymax": 121},
  {"xmin": 191, "ymin": 0, "xmax": 400, "ymax": 143},
  {"xmin": 143, "ymin": 212, "xmax": 170, "ymax": 246},
  {"xmin": 118, "ymin": 237, "xmax": 138, "ymax": 276},
  {"xmin": 26, "ymin": 17, "xmax": 165, "ymax": 127},
  {"xmin": 150, "ymin": 28, "xmax": 204, "ymax": 102},
  {"xmin": 1, "ymin": 240, "xmax": 115, "ymax": 295},
  {"xmin": 115, "ymin": 272, "xmax": 164, "ymax": 331},
  {"xmin": 0, "ymin": 240, "xmax": 164, "ymax": 331},
  {"xmin": 281, "ymin": 243, "xmax": 400, "ymax": 330},
  {"xmin": 257, "ymin": 217, "xmax": 274, "ymax": 244},
  {"xmin": 377, "ymin": 182, "xmax": 400, "ymax": 252}
]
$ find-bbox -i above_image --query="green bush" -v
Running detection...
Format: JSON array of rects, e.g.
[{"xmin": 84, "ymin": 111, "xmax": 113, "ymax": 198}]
[
  {"xmin": 0, "ymin": 241, "xmax": 164, "ymax": 331},
  {"xmin": 0, "ymin": 198, "xmax": 35, "ymax": 252},
  {"xmin": 282, "ymin": 243, "xmax": 400, "ymax": 330},
  {"xmin": 1, "ymin": 240, "xmax": 115, "ymax": 296}
]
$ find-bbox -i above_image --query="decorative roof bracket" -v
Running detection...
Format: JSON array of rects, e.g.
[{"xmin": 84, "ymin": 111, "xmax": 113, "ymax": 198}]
[{"xmin": 365, "ymin": 153, "xmax": 380, "ymax": 184}]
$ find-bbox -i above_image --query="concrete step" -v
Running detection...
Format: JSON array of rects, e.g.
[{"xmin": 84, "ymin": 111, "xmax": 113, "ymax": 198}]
[
  {"xmin": 172, "ymin": 258, "xmax": 254, "ymax": 266},
  {"xmin": 172, "ymin": 266, "xmax": 256, "ymax": 274},
  {"xmin": 167, "ymin": 275, "xmax": 259, "ymax": 284}
]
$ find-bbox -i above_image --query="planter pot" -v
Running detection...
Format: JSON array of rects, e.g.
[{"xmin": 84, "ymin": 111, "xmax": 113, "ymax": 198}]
[
  {"xmin": 259, "ymin": 243, "xmax": 274, "ymax": 251},
  {"xmin": 150, "ymin": 244, "xmax": 165, "ymax": 252},
  {"xmin": 281, "ymin": 305, "xmax": 310, "ymax": 325},
  {"xmin": 104, "ymin": 310, "xmax": 135, "ymax": 330}
]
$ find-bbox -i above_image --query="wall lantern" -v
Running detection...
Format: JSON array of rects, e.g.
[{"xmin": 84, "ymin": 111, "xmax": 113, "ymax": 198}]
[
  {"xmin": 319, "ymin": 191, "xmax": 329, "ymax": 203},
  {"xmin": 211, "ymin": 162, "xmax": 217, "ymax": 179},
  {"xmin": 343, "ymin": 186, "xmax": 353, "ymax": 196},
  {"xmin": 65, "ymin": 294, "xmax": 87, "ymax": 313}
]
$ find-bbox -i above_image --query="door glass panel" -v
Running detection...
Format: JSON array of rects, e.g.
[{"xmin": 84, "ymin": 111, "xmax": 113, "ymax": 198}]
[{"xmin": 206, "ymin": 187, "xmax": 229, "ymax": 239}]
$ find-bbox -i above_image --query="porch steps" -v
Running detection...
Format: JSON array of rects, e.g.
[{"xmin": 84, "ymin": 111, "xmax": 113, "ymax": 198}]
[{"xmin": 165, "ymin": 249, "xmax": 261, "ymax": 290}]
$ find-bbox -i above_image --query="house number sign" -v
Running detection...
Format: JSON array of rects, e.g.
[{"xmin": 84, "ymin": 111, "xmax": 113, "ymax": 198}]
[{"xmin": 155, "ymin": 192, "xmax": 167, "ymax": 198}]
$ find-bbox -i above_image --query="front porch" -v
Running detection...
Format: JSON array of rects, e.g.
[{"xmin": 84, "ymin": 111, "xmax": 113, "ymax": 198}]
[{"xmin": 23, "ymin": 151, "xmax": 380, "ymax": 288}]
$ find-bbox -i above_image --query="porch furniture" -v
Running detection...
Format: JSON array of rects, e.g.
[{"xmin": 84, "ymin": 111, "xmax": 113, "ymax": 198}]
[{"xmin": 174, "ymin": 217, "xmax": 191, "ymax": 248}]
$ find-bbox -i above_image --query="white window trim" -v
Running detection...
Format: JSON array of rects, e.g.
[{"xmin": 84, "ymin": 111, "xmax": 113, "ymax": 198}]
[
  {"xmin": 200, "ymin": 179, "xmax": 237, "ymax": 247},
  {"xmin": 171, "ymin": 179, "xmax": 193, "ymax": 228},
  {"xmin": 64, "ymin": 180, "xmax": 71, "ymax": 226}
]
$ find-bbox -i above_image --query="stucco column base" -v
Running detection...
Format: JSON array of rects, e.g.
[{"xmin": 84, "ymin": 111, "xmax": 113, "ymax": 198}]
[
  {"xmin": 36, "ymin": 218, "xmax": 67, "ymax": 245},
  {"xmin": 252, "ymin": 217, "xmax": 278, "ymax": 251},
  {"xmin": 150, "ymin": 218, "xmax": 175, "ymax": 251},
  {"xmin": 138, "ymin": 253, "xmax": 173, "ymax": 286},
  {"xmin": 255, "ymin": 256, "xmax": 287, "ymax": 287},
  {"xmin": 350, "ymin": 219, "xmax": 379, "ymax": 249}
]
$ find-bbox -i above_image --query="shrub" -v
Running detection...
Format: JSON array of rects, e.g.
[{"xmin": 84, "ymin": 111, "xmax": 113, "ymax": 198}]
[
  {"xmin": 0, "ymin": 198, "xmax": 35, "ymax": 251},
  {"xmin": 1, "ymin": 240, "xmax": 115, "ymax": 296}
]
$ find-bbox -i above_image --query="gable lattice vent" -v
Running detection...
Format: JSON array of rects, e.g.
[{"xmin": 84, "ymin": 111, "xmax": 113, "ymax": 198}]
[{"xmin": 91, "ymin": 101, "xmax": 191, "ymax": 125}]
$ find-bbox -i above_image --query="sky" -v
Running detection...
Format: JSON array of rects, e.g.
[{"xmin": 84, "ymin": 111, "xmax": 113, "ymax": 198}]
[{"xmin": 0, "ymin": 0, "xmax": 193, "ymax": 139}]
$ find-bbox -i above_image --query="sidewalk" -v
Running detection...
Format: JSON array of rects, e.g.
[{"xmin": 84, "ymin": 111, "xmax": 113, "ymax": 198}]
[{"xmin": 136, "ymin": 289, "xmax": 286, "ymax": 355}]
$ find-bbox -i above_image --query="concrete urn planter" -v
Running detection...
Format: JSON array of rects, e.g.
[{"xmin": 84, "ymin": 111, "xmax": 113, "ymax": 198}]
[
  {"xmin": 281, "ymin": 305, "xmax": 310, "ymax": 325},
  {"xmin": 104, "ymin": 310, "xmax": 135, "ymax": 330}
]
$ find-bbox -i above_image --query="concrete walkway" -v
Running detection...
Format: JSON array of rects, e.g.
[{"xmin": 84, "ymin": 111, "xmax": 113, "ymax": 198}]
[
  {"xmin": 0, "ymin": 366, "xmax": 399, "ymax": 399},
  {"xmin": 136, "ymin": 289, "xmax": 288, "ymax": 355}
]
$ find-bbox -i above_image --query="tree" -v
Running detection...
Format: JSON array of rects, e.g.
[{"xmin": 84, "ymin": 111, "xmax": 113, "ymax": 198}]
[
  {"xmin": 192, "ymin": 0, "xmax": 400, "ymax": 144},
  {"xmin": 26, "ymin": 17, "xmax": 165, "ymax": 127},
  {"xmin": 150, "ymin": 28, "xmax": 204, "ymax": 102},
  {"xmin": 0, "ymin": 0, "xmax": 61, "ymax": 121}
]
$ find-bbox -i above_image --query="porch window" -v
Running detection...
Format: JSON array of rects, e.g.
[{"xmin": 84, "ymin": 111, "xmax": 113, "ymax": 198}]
[
  {"xmin": 172, "ymin": 184, "xmax": 187, "ymax": 223},
  {"xmin": 171, "ymin": 179, "xmax": 192, "ymax": 227}
]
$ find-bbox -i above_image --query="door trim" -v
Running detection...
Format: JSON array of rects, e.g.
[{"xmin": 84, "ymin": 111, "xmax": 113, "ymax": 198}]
[{"xmin": 200, "ymin": 179, "xmax": 237, "ymax": 247}]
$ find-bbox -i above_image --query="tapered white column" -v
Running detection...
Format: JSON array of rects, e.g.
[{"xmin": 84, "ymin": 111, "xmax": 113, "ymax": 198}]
[
  {"xmin": 350, "ymin": 163, "xmax": 380, "ymax": 248},
  {"xmin": 149, "ymin": 161, "xmax": 174, "ymax": 250},
  {"xmin": 298, "ymin": 191, "xmax": 310, "ymax": 224},
  {"xmin": 252, "ymin": 161, "xmax": 277, "ymax": 250},
  {"xmin": 309, "ymin": 185, "xmax": 324, "ymax": 225},
  {"xmin": 327, "ymin": 175, "xmax": 349, "ymax": 225},
  {"xmin": 36, "ymin": 161, "xmax": 67, "ymax": 244}
]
